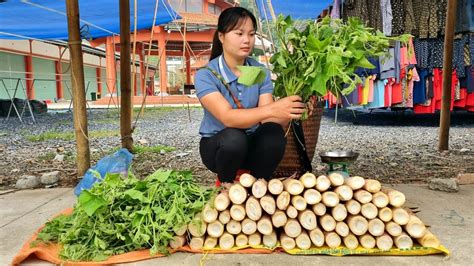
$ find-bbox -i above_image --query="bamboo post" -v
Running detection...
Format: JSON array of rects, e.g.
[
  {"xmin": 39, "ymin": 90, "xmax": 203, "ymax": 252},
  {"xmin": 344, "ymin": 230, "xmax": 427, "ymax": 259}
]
[
  {"xmin": 65, "ymin": 0, "xmax": 90, "ymax": 176},
  {"xmin": 119, "ymin": 0, "xmax": 133, "ymax": 151},
  {"xmin": 438, "ymin": 0, "xmax": 458, "ymax": 151}
]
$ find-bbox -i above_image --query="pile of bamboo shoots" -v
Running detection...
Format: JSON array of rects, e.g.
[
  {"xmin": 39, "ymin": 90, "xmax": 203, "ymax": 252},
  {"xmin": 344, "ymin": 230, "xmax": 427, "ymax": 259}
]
[{"xmin": 169, "ymin": 173, "xmax": 440, "ymax": 251}]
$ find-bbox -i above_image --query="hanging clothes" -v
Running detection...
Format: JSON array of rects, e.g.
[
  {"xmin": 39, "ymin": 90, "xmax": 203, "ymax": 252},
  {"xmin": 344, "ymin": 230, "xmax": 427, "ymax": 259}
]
[
  {"xmin": 384, "ymin": 78, "xmax": 395, "ymax": 107},
  {"xmin": 380, "ymin": 48, "xmax": 396, "ymax": 79},
  {"xmin": 342, "ymin": 0, "xmax": 370, "ymax": 26},
  {"xmin": 368, "ymin": 0, "xmax": 383, "ymax": 32},
  {"xmin": 404, "ymin": 0, "xmax": 417, "ymax": 36},
  {"xmin": 391, "ymin": 0, "xmax": 405, "ymax": 35},
  {"xmin": 413, "ymin": 68, "xmax": 429, "ymax": 104},
  {"xmin": 367, "ymin": 79, "xmax": 387, "ymax": 109},
  {"xmin": 380, "ymin": 0, "xmax": 393, "ymax": 36},
  {"xmin": 414, "ymin": 38, "xmax": 430, "ymax": 69},
  {"xmin": 331, "ymin": 0, "xmax": 341, "ymax": 18}
]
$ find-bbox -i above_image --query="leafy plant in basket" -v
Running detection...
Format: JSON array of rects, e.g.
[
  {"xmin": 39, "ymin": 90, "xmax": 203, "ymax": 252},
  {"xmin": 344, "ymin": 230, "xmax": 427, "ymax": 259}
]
[{"xmin": 270, "ymin": 15, "xmax": 411, "ymax": 115}]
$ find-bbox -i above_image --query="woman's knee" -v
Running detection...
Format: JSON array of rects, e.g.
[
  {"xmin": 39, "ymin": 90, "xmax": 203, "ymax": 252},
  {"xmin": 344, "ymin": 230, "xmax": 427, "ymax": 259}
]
[
  {"xmin": 258, "ymin": 122, "xmax": 286, "ymax": 148},
  {"xmin": 217, "ymin": 128, "xmax": 248, "ymax": 155}
]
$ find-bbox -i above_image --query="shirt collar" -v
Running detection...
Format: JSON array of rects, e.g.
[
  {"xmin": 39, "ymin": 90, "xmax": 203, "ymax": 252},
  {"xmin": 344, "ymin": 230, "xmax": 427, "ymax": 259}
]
[{"xmin": 218, "ymin": 55, "xmax": 248, "ymax": 84}]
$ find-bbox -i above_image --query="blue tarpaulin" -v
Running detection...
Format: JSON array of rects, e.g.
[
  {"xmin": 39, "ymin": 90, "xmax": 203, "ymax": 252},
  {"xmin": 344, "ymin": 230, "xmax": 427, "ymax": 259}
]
[
  {"xmin": 0, "ymin": 0, "xmax": 179, "ymax": 40},
  {"xmin": 256, "ymin": 0, "xmax": 333, "ymax": 20}
]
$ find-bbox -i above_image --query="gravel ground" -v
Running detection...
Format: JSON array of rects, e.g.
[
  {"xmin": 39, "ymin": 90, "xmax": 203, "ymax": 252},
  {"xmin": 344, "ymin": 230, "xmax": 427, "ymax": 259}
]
[{"xmin": 0, "ymin": 107, "xmax": 473, "ymax": 189}]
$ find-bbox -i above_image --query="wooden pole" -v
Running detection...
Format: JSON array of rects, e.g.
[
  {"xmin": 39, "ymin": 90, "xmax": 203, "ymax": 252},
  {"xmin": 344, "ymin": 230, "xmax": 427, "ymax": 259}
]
[
  {"xmin": 438, "ymin": 0, "xmax": 457, "ymax": 151},
  {"xmin": 65, "ymin": 0, "xmax": 90, "ymax": 176},
  {"xmin": 119, "ymin": 0, "xmax": 134, "ymax": 151}
]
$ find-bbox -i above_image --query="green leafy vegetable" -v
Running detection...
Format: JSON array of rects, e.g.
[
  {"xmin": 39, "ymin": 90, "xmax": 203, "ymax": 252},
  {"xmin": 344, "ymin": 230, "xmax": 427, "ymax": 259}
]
[
  {"xmin": 271, "ymin": 15, "xmax": 411, "ymax": 105},
  {"xmin": 34, "ymin": 170, "xmax": 216, "ymax": 261}
]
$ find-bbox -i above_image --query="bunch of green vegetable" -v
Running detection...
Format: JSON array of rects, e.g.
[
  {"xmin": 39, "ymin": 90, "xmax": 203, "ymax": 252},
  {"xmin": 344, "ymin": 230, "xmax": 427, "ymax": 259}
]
[
  {"xmin": 34, "ymin": 170, "xmax": 215, "ymax": 261},
  {"xmin": 270, "ymin": 15, "xmax": 411, "ymax": 103}
]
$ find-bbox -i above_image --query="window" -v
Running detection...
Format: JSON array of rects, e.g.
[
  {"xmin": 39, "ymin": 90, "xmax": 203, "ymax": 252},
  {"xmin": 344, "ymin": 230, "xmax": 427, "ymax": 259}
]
[
  {"xmin": 208, "ymin": 3, "xmax": 222, "ymax": 15},
  {"xmin": 168, "ymin": 0, "xmax": 203, "ymax": 13}
]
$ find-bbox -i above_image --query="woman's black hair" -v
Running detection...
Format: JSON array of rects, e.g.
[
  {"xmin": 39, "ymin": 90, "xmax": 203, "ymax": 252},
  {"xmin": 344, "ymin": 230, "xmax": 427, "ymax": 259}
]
[{"xmin": 209, "ymin": 7, "xmax": 257, "ymax": 61}]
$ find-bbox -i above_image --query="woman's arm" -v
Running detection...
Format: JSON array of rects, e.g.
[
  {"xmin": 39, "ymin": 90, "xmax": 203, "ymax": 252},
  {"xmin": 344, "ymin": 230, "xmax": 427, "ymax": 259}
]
[
  {"xmin": 258, "ymin": 93, "xmax": 291, "ymax": 126},
  {"xmin": 199, "ymin": 92, "xmax": 304, "ymax": 129}
]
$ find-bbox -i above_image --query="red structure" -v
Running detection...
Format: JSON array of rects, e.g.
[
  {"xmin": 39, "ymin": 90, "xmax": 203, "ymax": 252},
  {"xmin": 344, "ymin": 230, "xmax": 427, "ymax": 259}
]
[{"xmin": 91, "ymin": 0, "xmax": 236, "ymax": 105}]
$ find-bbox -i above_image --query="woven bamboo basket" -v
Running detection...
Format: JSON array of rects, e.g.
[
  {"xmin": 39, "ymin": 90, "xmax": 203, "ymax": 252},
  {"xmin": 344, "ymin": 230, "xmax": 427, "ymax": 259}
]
[{"xmin": 273, "ymin": 101, "xmax": 324, "ymax": 178}]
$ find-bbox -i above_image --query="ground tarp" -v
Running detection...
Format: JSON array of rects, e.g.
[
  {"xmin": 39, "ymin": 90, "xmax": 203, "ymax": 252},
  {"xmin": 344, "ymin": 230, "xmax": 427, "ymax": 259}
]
[{"xmin": 0, "ymin": 0, "xmax": 179, "ymax": 40}]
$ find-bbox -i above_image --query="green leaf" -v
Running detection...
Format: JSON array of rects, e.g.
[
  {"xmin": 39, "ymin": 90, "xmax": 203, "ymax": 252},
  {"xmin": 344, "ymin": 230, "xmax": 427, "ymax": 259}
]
[
  {"xmin": 276, "ymin": 54, "xmax": 287, "ymax": 68},
  {"xmin": 311, "ymin": 73, "xmax": 328, "ymax": 96},
  {"xmin": 78, "ymin": 190, "xmax": 107, "ymax": 216},
  {"xmin": 124, "ymin": 189, "xmax": 145, "ymax": 202},
  {"xmin": 147, "ymin": 169, "xmax": 172, "ymax": 182},
  {"xmin": 355, "ymin": 57, "xmax": 375, "ymax": 69}
]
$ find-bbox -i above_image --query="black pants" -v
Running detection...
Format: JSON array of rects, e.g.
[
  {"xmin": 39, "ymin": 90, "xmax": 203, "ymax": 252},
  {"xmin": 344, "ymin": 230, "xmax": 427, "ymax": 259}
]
[{"xmin": 200, "ymin": 122, "xmax": 286, "ymax": 183}]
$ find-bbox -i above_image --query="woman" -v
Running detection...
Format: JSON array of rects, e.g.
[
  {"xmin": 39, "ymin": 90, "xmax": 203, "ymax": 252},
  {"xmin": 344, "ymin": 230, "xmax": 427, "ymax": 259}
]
[{"xmin": 195, "ymin": 7, "xmax": 305, "ymax": 187}]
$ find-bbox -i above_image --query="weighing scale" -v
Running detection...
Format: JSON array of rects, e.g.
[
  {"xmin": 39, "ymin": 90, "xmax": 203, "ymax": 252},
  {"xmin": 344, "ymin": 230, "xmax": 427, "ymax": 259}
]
[{"xmin": 319, "ymin": 150, "xmax": 359, "ymax": 177}]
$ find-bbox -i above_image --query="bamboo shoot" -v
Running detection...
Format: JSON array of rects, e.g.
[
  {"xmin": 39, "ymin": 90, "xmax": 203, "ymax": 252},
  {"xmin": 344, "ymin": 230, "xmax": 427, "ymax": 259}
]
[
  {"xmin": 364, "ymin": 179, "xmax": 381, "ymax": 193},
  {"xmin": 229, "ymin": 184, "xmax": 247, "ymax": 205},
  {"xmin": 263, "ymin": 231, "xmax": 278, "ymax": 248},
  {"xmin": 202, "ymin": 203, "xmax": 218, "ymax": 223},
  {"xmin": 376, "ymin": 233, "xmax": 393, "ymax": 250},
  {"xmin": 381, "ymin": 187, "xmax": 406, "ymax": 207},
  {"xmin": 230, "ymin": 204, "xmax": 246, "ymax": 221},
  {"xmin": 226, "ymin": 219, "xmax": 242, "ymax": 235},
  {"xmin": 283, "ymin": 179, "xmax": 304, "ymax": 195},
  {"xmin": 359, "ymin": 234, "xmax": 376, "ymax": 249},
  {"xmin": 271, "ymin": 210, "xmax": 288, "ymax": 228},
  {"xmin": 280, "ymin": 232, "xmax": 296, "ymax": 250},
  {"xmin": 252, "ymin": 179, "xmax": 268, "ymax": 199},
  {"xmin": 235, "ymin": 233, "xmax": 248, "ymax": 247},
  {"xmin": 286, "ymin": 205, "xmax": 298, "ymax": 219},
  {"xmin": 303, "ymin": 188, "xmax": 321, "ymax": 205},
  {"xmin": 392, "ymin": 207, "xmax": 410, "ymax": 225},
  {"xmin": 276, "ymin": 191, "xmax": 290, "ymax": 210},
  {"xmin": 378, "ymin": 207, "xmax": 393, "ymax": 222},
  {"xmin": 268, "ymin": 179, "xmax": 283, "ymax": 195},
  {"xmin": 248, "ymin": 233, "xmax": 262, "ymax": 246},
  {"xmin": 332, "ymin": 204, "xmax": 348, "ymax": 221},
  {"xmin": 343, "ymin": 233, "xmax": 359, "ymax": 250},
  {"xmin": 345, "ymin": 199, "xmax": 361, "ymax": 215},
  {"xmin": 416, "ymin": 230, "xmax": 440, "ymax": 248},
  {"xmin": 188, "ymin": 214, "xmax": 207, "ymax": 237},
  {"xmin": 386, "ymin": 221, "xmax": 402, "ymax": 237},
  {"xmin": 291, "ymin": 195, "xmax": 307, "ymax": 211},
  {"xmin": 300, "ymin": 172, "xmax": 317, "ymax": 188},
  {"xmin": 316, "ymin": 175, "xmax": 331, "ymax": 192},
  {"xmin": 214, "ymin": 192, "xmax": 230, "ymax": 211},
  {"xmin": 218, "ymin": 209, "xmax": 231, "ymax": 225},
  {"xmin": 169, "ymin": 235, "xmax": 186, "ymax": 249},
  {"xmin": 245, "ymin": 196, "xmax": 262, "ymax": 221},
  {"xmin": 204, "ymin": 237, "xmax": 218, "ymax": 249},
  {"xmin": 322, "ymin": 191, "xmax": 339, "ymax": 207},
  {"xmin": 334, "ymin": 185, "xmax": 353, "ymax": 201},
  {"xmin": 405, "ymin": 215, "xmax": 427, "ymax": 238},
  {"xmin": 257, "ymin": 215, "xmax": 273, "ymax": 235},
  {"xmin": 325, "ymin": 231, "xmax": 342, "ymax": 248},
  {"xmin": 239, "ymin": 173, "xmax": 256, "ymax": 188},
  {"xmin": 361, "ymin": 203, "xmax": 378, "ymax": 219},
  {"xmin": 284, "ymin": 219, "xmax": 302, "ymax": 238},
  {"xmin": 372, "ymin": 191, "xmax": 389, "ymax": 208},
  {"xmin": 312, "ymin": 203, "xmax": 327, "ymax": 216},
  {"xmin": 260, "ymin": 195, "xmax": 276, "ymax": 215},
  {"xmin": 241, "ymin": 218, "xmax": 257, "ymax": 235},
  {"xmin": 328, "ymin": 172, "xmax": 345, "ymax": 187},
  {"xmin": 207, "ymin": 220, "xmax": 224, "ymax": 238},
  {"xmin": 189, "ymin": 237, "xmax": 204, "ymax": 250},
  {"xmin": 336, "ymin": 221, "xmax": 350, "ymax": 237},
  {"xmin": 394, "ymin": 233, "xmax": 413, "ymax": 249},
  {"xmin": 320, "ymin": 214, "xmax": 336, "ymax": 232},
  {"xmin": 296, "ymin": 231, "xmax": 312, "ymax": 250},
  {"xmin": 309, "ymin": 228, "xmax": 325, "ymax": 247},
  {"xmin": 219, "ymin": 233, "xmax": 235, "ymax": 250},
  {"xmin": 368, "ymin": 218, "xmax": 385, "ymax": 237},
  {"xmin": 298, "ymin": 209, "xmax": 318, "ymax": 230},
  {"xmin": 346, "ymin": 176, "xmax": 366, "ymax": 190},
  {"xmin": 347, "ymin": 215, "xmax": 368, "ymax": 236},
  {"xmin": 354, "ymin": 190, "xmax": 372, "ymax": 204}
]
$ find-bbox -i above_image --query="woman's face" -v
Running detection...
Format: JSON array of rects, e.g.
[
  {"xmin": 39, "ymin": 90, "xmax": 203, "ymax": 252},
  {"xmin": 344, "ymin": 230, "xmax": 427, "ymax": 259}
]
[{"xmin": 219, "ymin": 17, "xmax": 256, "ymax": 60}]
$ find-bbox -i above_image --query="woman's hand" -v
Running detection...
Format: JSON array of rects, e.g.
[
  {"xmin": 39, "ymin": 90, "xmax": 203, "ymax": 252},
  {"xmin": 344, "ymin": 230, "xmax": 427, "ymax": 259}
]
[{"xmin": 270, "ymin": 95, "xmax": 306, "ymax": 121}]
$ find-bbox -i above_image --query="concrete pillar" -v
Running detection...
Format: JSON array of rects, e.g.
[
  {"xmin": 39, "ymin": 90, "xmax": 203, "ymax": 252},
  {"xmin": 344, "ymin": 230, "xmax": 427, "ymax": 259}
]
[
  {"xmin": 96, "ymin": 67, "xmax": 102, "ymax": 98},
  {"xmin": 55, "ymin": 60, "xmax": 64, "ymax": 100},
  {"xmin": 185, "ymin": 52, "xmax": 191, "ymax": 85},
  {"xmin": 24, "ymin": 54, "xmax": 34, "ymax": 99},
  {"xmin": 105, "ymin": 36, "xmax": 117, "ymax": 95},
  {"xmin": 158, "ymin": 28, "xmax": 167, "ymax": 93}
]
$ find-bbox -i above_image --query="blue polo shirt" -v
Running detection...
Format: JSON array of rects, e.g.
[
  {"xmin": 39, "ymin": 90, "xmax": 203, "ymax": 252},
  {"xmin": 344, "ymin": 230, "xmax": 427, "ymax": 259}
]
[{"xmin": 195, "ymin": 55, "xmax": 273, "ymax": 137}]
